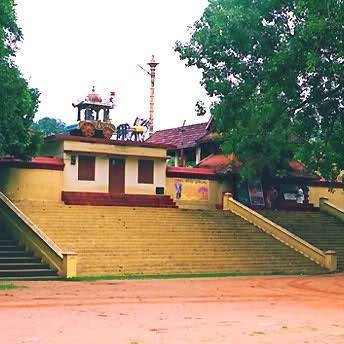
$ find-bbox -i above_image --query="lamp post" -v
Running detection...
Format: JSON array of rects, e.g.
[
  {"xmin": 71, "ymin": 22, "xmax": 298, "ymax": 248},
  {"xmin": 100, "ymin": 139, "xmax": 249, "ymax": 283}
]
[
  {"xmin": 138, "ymin": 55, "xmax": 159, "ymax": 136},
  {"xmin": 147, "ymin": 55, "xmax": 159, "ymax": 135}
]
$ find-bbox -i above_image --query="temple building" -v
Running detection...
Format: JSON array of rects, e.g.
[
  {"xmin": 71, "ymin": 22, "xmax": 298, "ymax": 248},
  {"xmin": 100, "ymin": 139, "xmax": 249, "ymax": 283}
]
[
  {"xmin": 0, "ymin": 88, "xmax": 343, "ymax": 280},
  {"xmin": 147, "ymin": 116, "xmax": 344, "ymax": 210},
  {"xmin": 1, "ymin": 86, "xmax": 342, "ymax": 210},
  {"xmin": 146, "ymin": 117, "xmax": 220, "ymax": 167}
]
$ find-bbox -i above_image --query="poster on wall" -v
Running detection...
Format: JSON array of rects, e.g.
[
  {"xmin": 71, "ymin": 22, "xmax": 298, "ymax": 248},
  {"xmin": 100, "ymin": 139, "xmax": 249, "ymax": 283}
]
[
  {"xmin": 248, "ymin": 181, "xmax": 265, "ymax": 207},
  {"xmin": 173, "ymin": 178, "xmax": 209, "ymax": 201}
]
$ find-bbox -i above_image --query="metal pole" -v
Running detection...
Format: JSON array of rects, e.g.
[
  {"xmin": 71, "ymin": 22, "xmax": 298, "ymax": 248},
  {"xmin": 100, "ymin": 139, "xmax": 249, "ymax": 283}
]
[{"xmin": 147, "ymin": 55, "xmax": 159, "ymax": 135}]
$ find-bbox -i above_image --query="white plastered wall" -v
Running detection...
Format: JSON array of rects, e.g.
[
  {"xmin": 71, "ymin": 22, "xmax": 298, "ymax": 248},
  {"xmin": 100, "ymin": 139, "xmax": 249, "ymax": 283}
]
[
  {"xmin": 125, "ymin": 157, "xmax": 166, "ymax": 194},
  {"xmin": 63, "ymin": 153, "xmax": 109, "ymax": 192}
]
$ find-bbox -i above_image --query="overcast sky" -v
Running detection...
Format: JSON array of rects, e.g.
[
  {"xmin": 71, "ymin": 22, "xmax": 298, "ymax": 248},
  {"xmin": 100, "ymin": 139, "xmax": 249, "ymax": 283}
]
[{"xmin": 15, "ymin": 0, "xmax": 210, "ymax": 130}]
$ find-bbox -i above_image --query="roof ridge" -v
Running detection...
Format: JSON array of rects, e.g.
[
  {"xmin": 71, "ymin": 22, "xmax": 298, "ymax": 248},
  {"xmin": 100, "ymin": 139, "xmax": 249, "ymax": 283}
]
[{"xmin": 152, "ymin": 122, "xmax": 208, "ymax": 133}]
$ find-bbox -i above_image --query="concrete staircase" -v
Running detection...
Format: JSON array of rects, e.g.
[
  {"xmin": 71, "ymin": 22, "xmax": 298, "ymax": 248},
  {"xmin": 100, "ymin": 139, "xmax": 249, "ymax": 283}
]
[
  {"xmin": 260, "ymin": 210, "xmax": 344, "ymax": 271},
  {"xmin": 0, "ymin": 226, "xmax": 58, "ymax": 280},
  {"xmin": 15, "ymin": 201, "xmax": 326, "ymax": 276}
]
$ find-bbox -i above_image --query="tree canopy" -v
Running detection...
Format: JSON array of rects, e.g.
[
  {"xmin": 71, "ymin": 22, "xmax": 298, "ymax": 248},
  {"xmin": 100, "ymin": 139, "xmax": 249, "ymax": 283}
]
[
  {"xmin": 176, "ymin": 0, "xmax": 344, "ymax": 180},
  {"xmin": 31, "ymin": 117, "xmax": 67, "ymax": 136},
  {"xmin": 0, "ymin": 0, "xmax": 40, "ymax": 159}
]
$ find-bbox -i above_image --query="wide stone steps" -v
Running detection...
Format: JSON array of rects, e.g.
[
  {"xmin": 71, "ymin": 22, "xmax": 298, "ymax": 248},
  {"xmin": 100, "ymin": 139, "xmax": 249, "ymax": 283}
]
[
  {"xmin": 260, "ymin": 210, "xmax": 344, "ymax": 270},
  {"xmin": 0, "ymin": 257, "xmax": 42, "ymax": 264},
  {"xmin": 0, "ymin": 227, "xmax": 59, "ymax": 279},
  {"xmin": 14, "ymin": 202, "xmax": 326, "ymax": 276}
]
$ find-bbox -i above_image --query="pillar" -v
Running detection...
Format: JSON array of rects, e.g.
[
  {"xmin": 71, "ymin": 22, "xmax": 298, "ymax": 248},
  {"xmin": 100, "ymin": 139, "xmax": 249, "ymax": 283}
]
[
  {"xmin": 196, "ymin": 146, "xmax": 201, "ymax": 165},
  {"xmin": 174, "ymin": 151, "xmax": 179, "ymax": 167}
]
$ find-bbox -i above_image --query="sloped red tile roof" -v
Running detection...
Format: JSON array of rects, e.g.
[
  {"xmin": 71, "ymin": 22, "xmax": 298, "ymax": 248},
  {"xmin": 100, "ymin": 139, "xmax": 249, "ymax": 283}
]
[
  {"xmin": 197, "ymin": 154, "xmax": 318, "ymax": 179},
  {"xmin": 197, "ymin": 153, "xmax": 240, "ymax": 174},
  {"xmin": 146, "ymin": 122, "xmax": 208, "ymax": 149}
]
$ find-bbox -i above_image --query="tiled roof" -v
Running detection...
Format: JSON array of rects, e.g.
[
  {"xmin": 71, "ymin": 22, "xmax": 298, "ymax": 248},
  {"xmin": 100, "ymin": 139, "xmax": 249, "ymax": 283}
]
[
  {"xmin": 197, "ymin": 131, "xmax": 222, "ymax": 144},
  {"xmin": 197, "ymin": 153, "xmax": 240, "ymax": 174},
  {"xmin": 146, "ymin": 122, "xmax": 208, "ymax": 149},
  {"xmin": 197, "ymin": 154, "xmax": 319, "ymax": 178}
]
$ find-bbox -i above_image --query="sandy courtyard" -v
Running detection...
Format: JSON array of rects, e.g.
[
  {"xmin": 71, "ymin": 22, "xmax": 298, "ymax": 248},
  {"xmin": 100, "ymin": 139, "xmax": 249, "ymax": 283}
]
[{"xmin": 0, "ymin": 274, "xmax": 344, "ymax": 344}]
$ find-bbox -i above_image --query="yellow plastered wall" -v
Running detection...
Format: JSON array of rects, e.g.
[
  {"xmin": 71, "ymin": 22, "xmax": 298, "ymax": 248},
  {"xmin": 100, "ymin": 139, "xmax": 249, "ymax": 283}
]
[
  {"xmin": 63, "ymin": 153, "xmax": 166, "ymax": 194},
  {"xmin": 0, "ymin": 168, "xmax": 63, "ymax": 202},
  {"xmin": 166, "ymin": 177, "xmax": 232, "ymax": 209},
  {"xmin": 309, "ymin": 186, "xmax": 344, "ymax": 208}
]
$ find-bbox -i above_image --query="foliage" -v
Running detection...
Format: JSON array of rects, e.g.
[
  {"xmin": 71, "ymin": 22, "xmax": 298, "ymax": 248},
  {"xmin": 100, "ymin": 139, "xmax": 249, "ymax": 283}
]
[
  {"xmin": 167, "ymin": 156, "xmax": 175, "ymax": 167},
  {"xmin": 0, "ymin": 0, "xmax": 40, "ymax": 159},
  {"xmin": 195, "ymin": 100, "xmax": 207, "ymax": 116},
  {"xmin": 176, "ymin": 0, "xmax": 344, "ymax": 180},
  {"xmin": 31, "ymin": 117, "xmax": 67, "ymax": 136},
  {"xmin": 186, "ymin": 160, "xmax": 197, "ymax": 168},
  {"xmin": 0, "ymin": 283, "xmax": 25, "ymax": 290}
]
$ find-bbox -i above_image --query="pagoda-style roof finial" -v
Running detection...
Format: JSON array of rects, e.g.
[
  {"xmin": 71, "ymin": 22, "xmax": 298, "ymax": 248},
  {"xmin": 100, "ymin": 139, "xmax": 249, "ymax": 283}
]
[{"xmin": 87, "ymin": 86, "xmax": 102, "ymax": 103}]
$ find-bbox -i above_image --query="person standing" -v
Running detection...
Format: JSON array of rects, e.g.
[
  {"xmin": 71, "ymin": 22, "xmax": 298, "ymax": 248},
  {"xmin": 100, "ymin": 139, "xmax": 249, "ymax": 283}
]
[{"xmin": 297, "ymin": 186, "xmax": 304, "ymax": 204}]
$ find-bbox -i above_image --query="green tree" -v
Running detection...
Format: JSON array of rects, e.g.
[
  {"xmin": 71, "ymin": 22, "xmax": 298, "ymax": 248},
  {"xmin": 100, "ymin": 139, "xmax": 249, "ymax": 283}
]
[
  {"xmin": 31, "ymin": 117, "xmax": 67, "ymax": 136},
  {"xmin": 176, "ymin": 0, "xmax": 344, "ymax": 181},
  {"xmin": 0, "ymin": 0, "xmax": 40, "ymax": 159}
]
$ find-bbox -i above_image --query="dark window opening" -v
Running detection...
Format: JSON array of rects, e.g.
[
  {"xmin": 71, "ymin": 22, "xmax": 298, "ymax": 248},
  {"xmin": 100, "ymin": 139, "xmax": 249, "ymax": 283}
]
[
  {"xmin": 78, "ymin": 155, "xmax": 95, "ymax": 181},
  {"xmin": 138, "ymin": 159, "xmax": 154, "ymax": 184}
]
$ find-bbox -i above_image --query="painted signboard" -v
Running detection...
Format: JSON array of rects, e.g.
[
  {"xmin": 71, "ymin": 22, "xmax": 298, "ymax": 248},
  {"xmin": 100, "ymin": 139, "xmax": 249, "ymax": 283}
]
[{"xmin": 173, "ymin": 178, "xmax": 209, "ymax": 201}]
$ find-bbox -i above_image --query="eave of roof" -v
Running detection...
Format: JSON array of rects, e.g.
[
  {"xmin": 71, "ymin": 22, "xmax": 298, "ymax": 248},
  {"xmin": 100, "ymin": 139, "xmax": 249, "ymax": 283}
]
[{"xmin": 166, "ymin": 166, "xmax": 218, "ymax": 180}]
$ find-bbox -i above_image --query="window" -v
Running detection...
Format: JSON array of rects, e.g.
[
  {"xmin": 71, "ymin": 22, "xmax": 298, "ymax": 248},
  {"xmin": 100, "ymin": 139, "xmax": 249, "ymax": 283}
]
[
  {"xmin": 78, "ymin": 155, "xmax": 95, "ymax": 181},
  {"xmin": 138, "ymin": 159, "xmax": 154, "ymax": 184}
]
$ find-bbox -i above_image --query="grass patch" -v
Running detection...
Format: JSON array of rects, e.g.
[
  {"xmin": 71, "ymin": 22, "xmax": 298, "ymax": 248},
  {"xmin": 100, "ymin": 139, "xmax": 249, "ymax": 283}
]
[
  {"xmin": 65, "ymin": 271, "xmax": 322, "ymax": 282},
  {"xmin": 0, "ymin": 283, "xmax": 26, "ymax": 290}
]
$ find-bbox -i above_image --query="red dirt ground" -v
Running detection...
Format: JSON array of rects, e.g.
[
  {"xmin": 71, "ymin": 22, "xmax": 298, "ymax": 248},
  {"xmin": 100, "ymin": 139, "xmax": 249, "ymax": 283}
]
[{"xmin": 1, "ymin": 274, "xmax": 344, "ymax": 344}]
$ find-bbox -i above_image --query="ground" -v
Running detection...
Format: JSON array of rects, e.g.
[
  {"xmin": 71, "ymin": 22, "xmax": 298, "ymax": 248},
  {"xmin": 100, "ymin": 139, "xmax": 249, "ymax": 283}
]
[{"xmin": 1, "ymin": 274, "xmax": 344, "ymax": 344}]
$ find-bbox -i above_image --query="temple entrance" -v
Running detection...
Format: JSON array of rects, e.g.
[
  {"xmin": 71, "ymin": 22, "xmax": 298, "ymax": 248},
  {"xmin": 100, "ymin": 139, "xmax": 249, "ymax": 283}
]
[{"xmin": 109, "ymin": 158, "xmax": 125, "ymax": 193}]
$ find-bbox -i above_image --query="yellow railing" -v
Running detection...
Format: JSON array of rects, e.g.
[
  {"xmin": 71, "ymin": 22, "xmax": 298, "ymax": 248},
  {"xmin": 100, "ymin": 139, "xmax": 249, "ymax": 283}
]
[
  {"xmin": 0, "ymin": 192, "xmax": 77, "ymax": 277},
  {"xmin": 320, "ymin": 197, "xmax": 344, "ymax": 223},
  {"xmin": 223, "ymin": 193, "xmax": 337, "ymax": 272}
]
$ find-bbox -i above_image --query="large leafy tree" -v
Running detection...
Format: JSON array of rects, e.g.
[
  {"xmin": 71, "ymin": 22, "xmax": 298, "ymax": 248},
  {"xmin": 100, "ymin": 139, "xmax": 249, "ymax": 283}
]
[
  {"xmin": 0, "ymin": 0, "xmax": 40, "ymax": 159},
  {"xmin": 31, "ymin": 117, "xmax": 67, "ymax": 136},
  {"xmin": 176, "ymin": 0, "xmax": 344, "ymax": 180}
]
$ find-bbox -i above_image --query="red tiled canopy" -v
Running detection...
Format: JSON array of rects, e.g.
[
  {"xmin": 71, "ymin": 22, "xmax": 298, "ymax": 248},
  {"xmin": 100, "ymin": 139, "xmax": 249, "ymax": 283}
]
[
  {"xmin": 197, "ymin": 153, "xmax": 240, "ymax": 174},
  {"xmin": 146, "ymin": 122, "xmax": 208, "ymax": 149},
  {"xmin": 196, "ymin": 154, "xmax": 312, "ymax": 177}
]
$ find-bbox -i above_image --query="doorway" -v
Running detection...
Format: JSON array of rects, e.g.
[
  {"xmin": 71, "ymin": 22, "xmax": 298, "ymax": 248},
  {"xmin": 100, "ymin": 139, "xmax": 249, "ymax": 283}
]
[{"xmin": 109, "ymin": 158, "xmax": 125, "ymax": 193}]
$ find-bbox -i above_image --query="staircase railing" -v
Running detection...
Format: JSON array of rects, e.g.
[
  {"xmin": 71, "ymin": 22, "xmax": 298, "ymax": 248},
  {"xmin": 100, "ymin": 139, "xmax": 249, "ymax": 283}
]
[
  {"xmin": 320, "ymin": 197, "xmax": 344, "ymax": 224},
  {"xmin": 223, "ymin": 193, "xmax": 337, "ymax": 272},
  {"xmin": 0, "ymin": 192, "xmax": 77, "ymax": 277}
]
